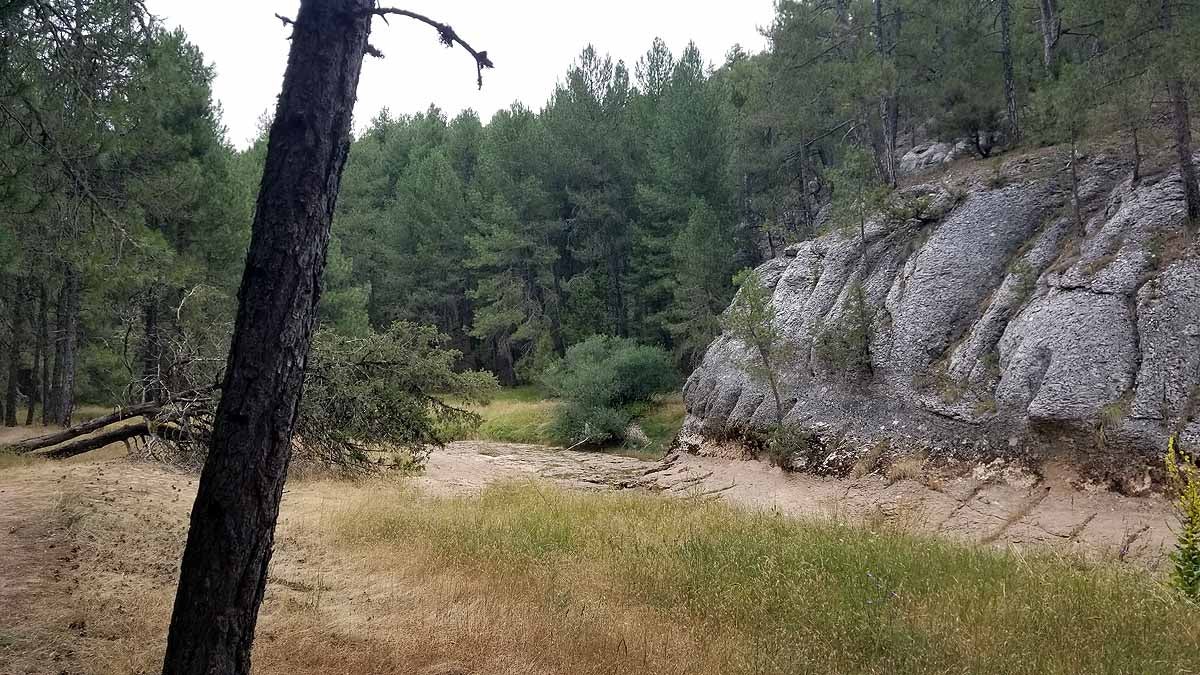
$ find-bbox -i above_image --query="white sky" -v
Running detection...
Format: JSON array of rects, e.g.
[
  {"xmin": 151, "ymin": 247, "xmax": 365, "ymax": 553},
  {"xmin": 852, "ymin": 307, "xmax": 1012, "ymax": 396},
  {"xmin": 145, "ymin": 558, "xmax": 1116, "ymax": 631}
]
[{"xmin": 143, "ymin": 1, "xmax": 776, "ymax": 149}]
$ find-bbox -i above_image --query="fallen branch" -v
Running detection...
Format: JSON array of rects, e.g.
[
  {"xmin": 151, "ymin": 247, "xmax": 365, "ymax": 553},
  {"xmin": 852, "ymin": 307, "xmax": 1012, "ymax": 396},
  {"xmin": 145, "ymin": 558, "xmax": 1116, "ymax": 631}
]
[
  {"xmin": 35, "ymin": 421, "xmax": 197, "ymax": 460},
  {"xmin": 5, "ymin": 385, "xmax": 217, "ymax": 455},
  {"xmin": 35, "ymin": 421, "xmax": 144, "ymax": 459},
  {"xmin": 8, "ymin": 402, "xmax": 160, "ymax": 453}
]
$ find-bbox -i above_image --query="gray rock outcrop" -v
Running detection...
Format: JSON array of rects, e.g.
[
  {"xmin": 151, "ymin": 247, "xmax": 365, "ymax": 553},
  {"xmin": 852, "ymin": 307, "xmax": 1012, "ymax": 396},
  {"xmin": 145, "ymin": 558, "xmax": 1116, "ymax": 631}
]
[{"xmin": 684, "ymin": 150, "xmax": 1200, "ymax": 466}]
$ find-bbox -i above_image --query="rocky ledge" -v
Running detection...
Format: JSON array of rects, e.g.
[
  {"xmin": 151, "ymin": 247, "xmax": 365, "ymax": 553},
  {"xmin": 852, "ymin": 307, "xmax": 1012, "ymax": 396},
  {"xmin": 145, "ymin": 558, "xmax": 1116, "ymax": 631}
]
[{"xmin": 683, "ymin": 148, "xmax": 1200, "ymax": 481}]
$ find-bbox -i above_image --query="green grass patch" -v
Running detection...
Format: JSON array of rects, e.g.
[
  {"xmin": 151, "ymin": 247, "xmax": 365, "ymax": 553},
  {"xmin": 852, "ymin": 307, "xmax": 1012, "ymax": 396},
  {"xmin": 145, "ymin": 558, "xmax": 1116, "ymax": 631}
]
[
  {"xmin": 444, "ymin": 386, "xmax": 556, "ymax": 445},
  {"xmin": 612, "ymin": 394, "xmax": 685, "ymax": 460},
  {"xmin": 336, "ymin": 481, "xmax": 1200, "ymax": 675},
  {"xmin": 451, "ymin": 387, "xmax": 684, "ymax": 458}
]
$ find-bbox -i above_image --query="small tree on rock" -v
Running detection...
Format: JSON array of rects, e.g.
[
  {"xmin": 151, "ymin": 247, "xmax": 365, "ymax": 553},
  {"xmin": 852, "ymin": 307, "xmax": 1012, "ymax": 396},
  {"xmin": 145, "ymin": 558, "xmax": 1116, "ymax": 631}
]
[{"xmin": 724, "ymin": 269, "xmax": 789, "ymax": 425}]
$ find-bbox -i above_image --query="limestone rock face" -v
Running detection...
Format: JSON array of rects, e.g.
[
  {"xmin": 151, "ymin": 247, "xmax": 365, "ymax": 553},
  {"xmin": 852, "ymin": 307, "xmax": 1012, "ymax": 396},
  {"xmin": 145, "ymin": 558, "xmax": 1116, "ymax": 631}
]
[{"xmin": 684, "ymin": 151, "xmax": 1200, "ymax": 460}]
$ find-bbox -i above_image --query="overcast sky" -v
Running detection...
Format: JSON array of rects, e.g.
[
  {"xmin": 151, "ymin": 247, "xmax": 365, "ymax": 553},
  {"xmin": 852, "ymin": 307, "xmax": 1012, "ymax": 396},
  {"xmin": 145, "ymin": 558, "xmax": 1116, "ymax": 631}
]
[{"xmin": 142, "ymin": 1, "xmax": 777, "ymax": 149}]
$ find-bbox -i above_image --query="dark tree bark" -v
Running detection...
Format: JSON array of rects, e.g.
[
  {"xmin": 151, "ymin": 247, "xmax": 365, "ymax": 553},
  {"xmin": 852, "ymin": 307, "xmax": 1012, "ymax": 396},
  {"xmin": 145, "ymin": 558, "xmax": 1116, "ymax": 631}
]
[
  {"xmin": 141, "ymin": 288, "xmax": 162, "ymax": 402},
  {"xmin": 493, "ymin": 332, "xmax": 516, "ymax": 387},
  {"xmin": 1161, "ymin": 1, "xmax": 1199, "ymax": 221},
  {"xmin": 38, "ymin": 282, "xmax": 49, "ymax": 426},
  {"xmin": 48, "ymin": 263, "xmax": 80, "ymax": 427},
  {"xmin": 872, "ymin": 0, "xmax": 901, "ymax": 187},
  {"xmin": 605, "ymin": 241, "xmax": 628, "ymax": 337},
  {"xmin": 25, "ymin": 282, "xmax": 41, "ymax": 426},
  {"xmin": 160, "ymin": 1, "xmax": 375, "ymax": 672},
  {"xmin": 549, "ymin": 238, "xmax": 568, "ymax": 357},
  {"xmin": 5, "ymin": 276, "xmax": 23, "ymax": 427},
  {"xmin": 1166, "ymin": 85, "xmax": 1199, "ymax": 220},
  {"xmin": 1038, "ymin": 0, "xmax": 1061, "ymax": 72},
  {"xmin": 999, "ymin": 0, "xmax": 1019, "ymax": 141}
]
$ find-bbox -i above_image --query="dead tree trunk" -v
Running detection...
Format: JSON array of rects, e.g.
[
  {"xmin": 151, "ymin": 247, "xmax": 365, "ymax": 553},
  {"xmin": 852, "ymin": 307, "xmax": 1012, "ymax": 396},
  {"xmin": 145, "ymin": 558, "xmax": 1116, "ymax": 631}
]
[
  {"xmin": 36, "ymin": 420, "xmax": 192, "ymax": 460},
  {"xmin": 48, "ymin": 264, "xmax": 80, "ymax": 427},
  {"xmin": 160, "ymin": 1, "xmax": 375, "ymax": 672},
  {"xmin": 7, "ymin": 401, "xmax": 161, "ymax": 453},
  {"xmin": 999, "ymin": 0, "xmax": 1019, "ymax": 141}
]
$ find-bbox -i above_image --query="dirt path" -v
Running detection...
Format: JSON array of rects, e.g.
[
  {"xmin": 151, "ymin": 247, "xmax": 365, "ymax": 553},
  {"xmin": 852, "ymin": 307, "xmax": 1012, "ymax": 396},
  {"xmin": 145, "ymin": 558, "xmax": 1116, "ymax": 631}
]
[
  {"xmin": 0, "ymin": 440, "xmax": 1181, "ymax": 673},
  {"xmin": 636, "ymin": 451, "xmax": 1176, "ymax": 565}
]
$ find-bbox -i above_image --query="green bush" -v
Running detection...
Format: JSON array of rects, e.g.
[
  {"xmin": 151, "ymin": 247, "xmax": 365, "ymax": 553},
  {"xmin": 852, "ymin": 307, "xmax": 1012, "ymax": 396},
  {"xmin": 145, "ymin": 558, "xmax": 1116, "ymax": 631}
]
[
  {"xmin": 812, "ymin": 283, "xmax": 873, "ymax": 375},
  {"xmin": 542, "ymin": 335, "xmax": 676, "ymax": 447},
  {"xmin": 1166, "ymin": 435, "xmax": 1200, "ymax": 600}
]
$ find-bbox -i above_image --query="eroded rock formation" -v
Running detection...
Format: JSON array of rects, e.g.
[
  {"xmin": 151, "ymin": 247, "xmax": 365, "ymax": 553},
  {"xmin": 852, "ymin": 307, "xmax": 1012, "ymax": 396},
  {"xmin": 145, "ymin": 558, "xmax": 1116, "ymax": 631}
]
[{"xmin": 684, "ymin": 149, "xmax": 1200, "ymax": 469}]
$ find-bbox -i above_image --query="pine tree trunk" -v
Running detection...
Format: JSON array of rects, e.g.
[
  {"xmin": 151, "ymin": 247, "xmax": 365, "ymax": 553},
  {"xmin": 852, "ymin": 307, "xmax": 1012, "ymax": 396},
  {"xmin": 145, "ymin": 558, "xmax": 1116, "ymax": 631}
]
[
  {"xmin": 607, "ymin": 244, "xmax": 628, "ymax": 337},
  {"xmin": 757, "ymin": 344, "xmax": 784, "ymax": 425},
  {"xmin": 1160, "ymin": 0, "xmax": 1199, "ymax": 221},
  {"xmin": 141, "ymin": 289, "xmax": 162, "ymax": 402},
  {"xmin": 160, "ymin": 2, "xmax": 374, "ymax": 673},
  {"xmin": 873, "ymin": 0, "xmax": 900, "ymax": 187},
  {"xmin": 4, "ymin": 276, "xmax": 19, "ymax": 427},
  {"xmin": 550, "ymin": 259, "xmax": 567, "ymax": 356},
  {"xmin": 25, "ymin": 283, "xmax": 40, "ymax": 426},
  {"xmin": 834, "ymin": 0, "xmax": 851, "ymax": 55},
  {"xmin": 38, "ymin": 282, "xmax": 49, "ymax": 426},
  {"xmin": 999, "ymin": 0, "xmax": 1019, "ymax": 140},
  {"xmin": 1166, "ymin": 79, "xmax": 1199, "ymax": 221},
  {"xmin": 1038, "ymin": 0, "xmax": 1061, "ymax": 72},
  {"xmin": 493, "ymin": 332, "xmax": 516, "ymax": 387},
  {"xmin": 49, "ymin": 264, "xmax": 79, "ymax": 427}
]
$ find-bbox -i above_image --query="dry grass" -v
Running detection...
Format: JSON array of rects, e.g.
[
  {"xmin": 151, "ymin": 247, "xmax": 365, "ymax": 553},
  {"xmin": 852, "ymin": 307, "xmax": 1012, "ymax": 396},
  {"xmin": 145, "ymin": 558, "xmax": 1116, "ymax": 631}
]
[
  {"xmin": 326, "ymin": 481, "xmax": 1200, "ymax": 675},
  {"xmin": 0, "ymin": 449, "xmax": 39, "ymax": 472},
  {"xmin": 886, "ymin": 453, "xmax": 926, "ymax": 483},
  {"xmin": 5, "ymin": 466, "xmax": 1199, "ymax": 675}
]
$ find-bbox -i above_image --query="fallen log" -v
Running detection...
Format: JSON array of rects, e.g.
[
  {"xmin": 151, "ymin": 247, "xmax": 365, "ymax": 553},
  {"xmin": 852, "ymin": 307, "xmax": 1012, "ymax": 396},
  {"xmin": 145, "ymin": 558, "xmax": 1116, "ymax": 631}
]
[
  {"xmin": 7, "ymin": 402, "xmax": 161, "ymax": 453},
  {"xmin": 6, "ymin": 386, "xmax": 218, "ymax": 454},
  {"xmin": 34, "ymin": 421, "xmax": 151, "ymax": 459},
  {"xmin": 33, "ymin": 421, "xmax": 195, "ymax": 460}
]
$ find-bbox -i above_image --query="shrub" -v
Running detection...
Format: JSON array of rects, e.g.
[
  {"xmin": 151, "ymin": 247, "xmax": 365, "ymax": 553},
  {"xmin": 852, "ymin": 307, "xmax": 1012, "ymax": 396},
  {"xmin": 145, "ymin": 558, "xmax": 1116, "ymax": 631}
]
[
  {"xmin": 813, "ymin": 283, "xmax": 873, "ymax": 375},
  {"xmin": 298, "ymin": 322, "xmax": 499, "ymax": 471},
  {"xmin": 1165, "ymin": 435, "xmax": 1200, "ymax": 600},
  {"xmin": 764, "ymin": 425, "xmax": 817, "ymax": 471},
  {"xmin": 542, "ymin": 336, "xmax": 676, "ymax": 447}
]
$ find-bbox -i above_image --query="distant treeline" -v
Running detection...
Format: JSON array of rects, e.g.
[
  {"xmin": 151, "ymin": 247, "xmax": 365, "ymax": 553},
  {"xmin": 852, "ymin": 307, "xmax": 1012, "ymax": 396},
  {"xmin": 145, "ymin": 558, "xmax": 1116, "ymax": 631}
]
[{"xmin": 2, "ymin": 0, "xmax": 1197, "ymax": 418}]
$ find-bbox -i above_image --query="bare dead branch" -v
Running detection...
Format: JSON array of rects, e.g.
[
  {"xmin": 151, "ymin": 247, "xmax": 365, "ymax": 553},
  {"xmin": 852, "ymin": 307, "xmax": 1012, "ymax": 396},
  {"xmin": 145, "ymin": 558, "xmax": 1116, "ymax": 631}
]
[{"xmin": 369, "ymin": 7, "xmax": 493, "ymax": 88}]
